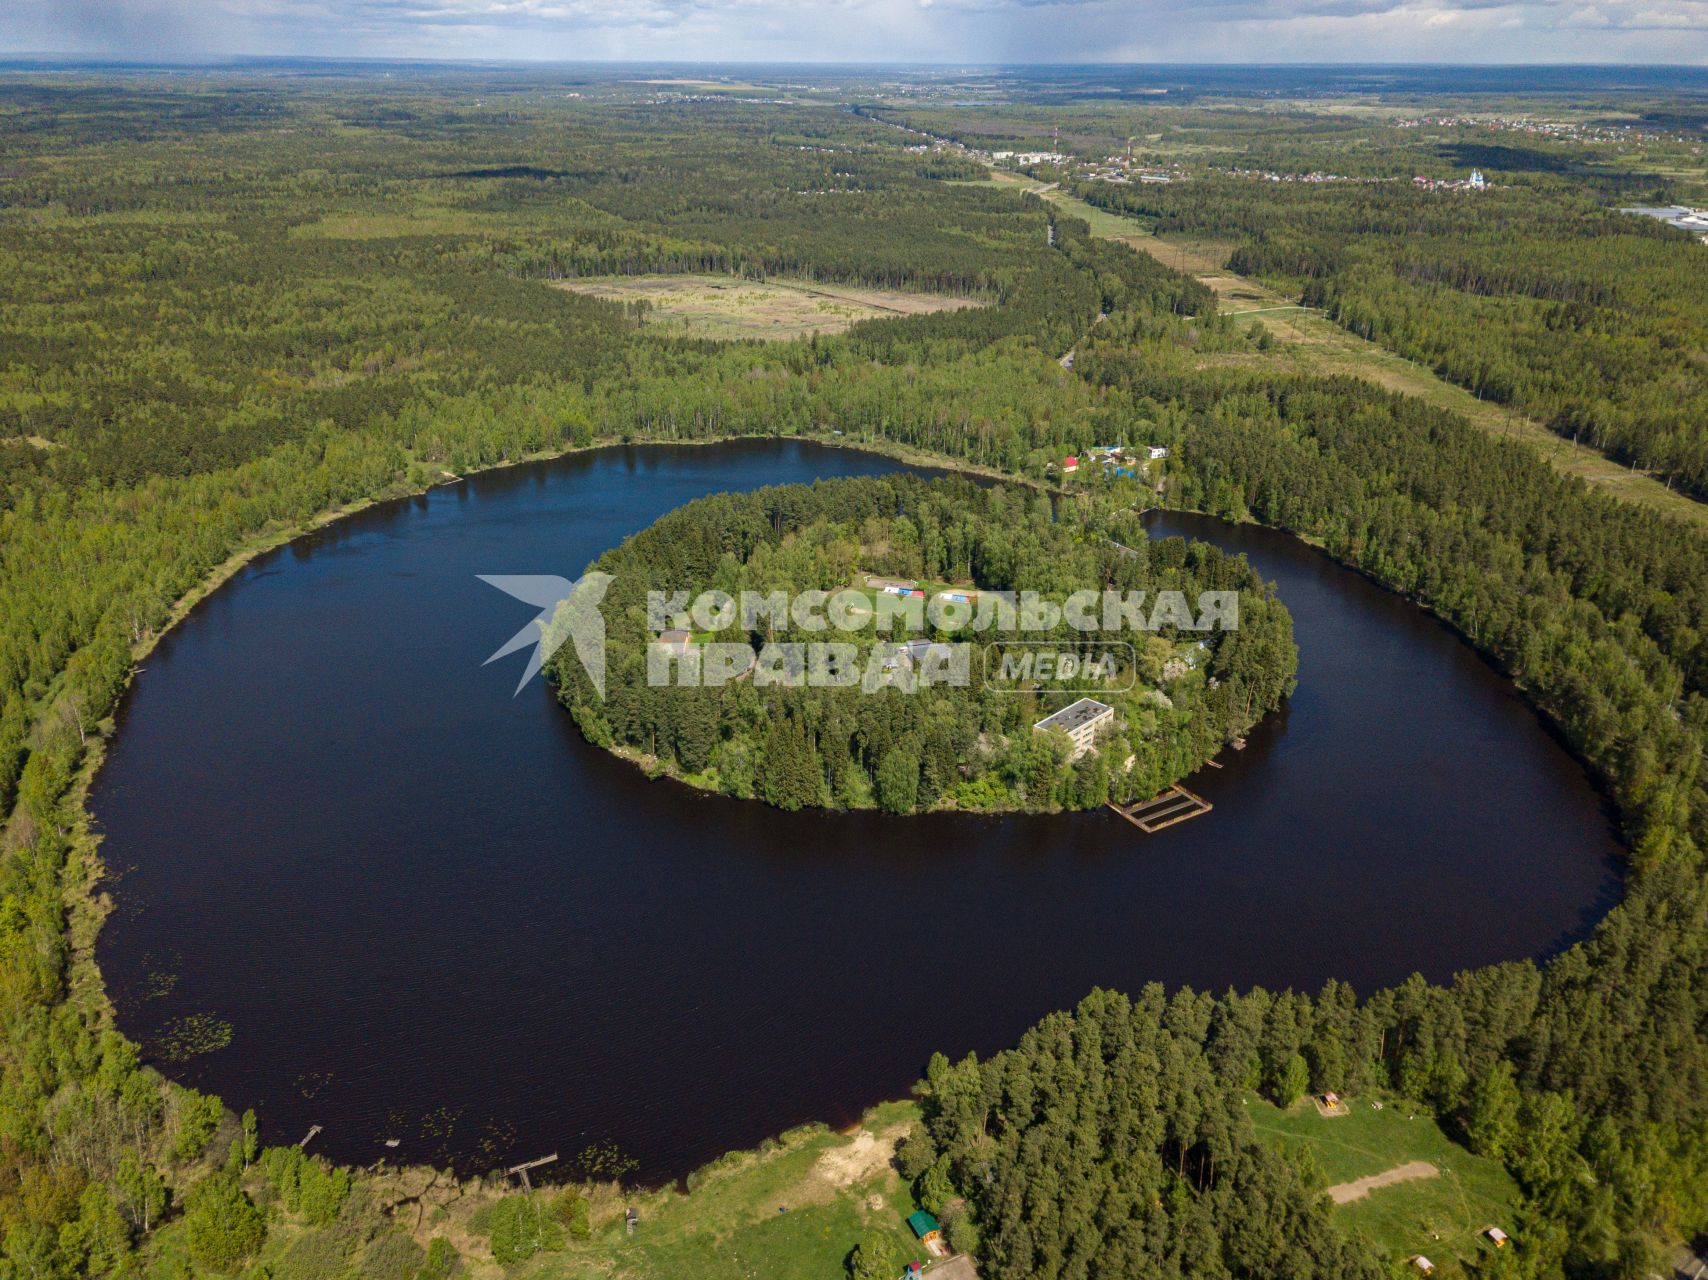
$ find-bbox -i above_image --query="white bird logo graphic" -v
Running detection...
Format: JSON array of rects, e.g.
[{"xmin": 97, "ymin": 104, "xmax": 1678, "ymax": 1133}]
[{"xmin": 479, "ymin": 572, "xmax": 615, "ymax": 697}]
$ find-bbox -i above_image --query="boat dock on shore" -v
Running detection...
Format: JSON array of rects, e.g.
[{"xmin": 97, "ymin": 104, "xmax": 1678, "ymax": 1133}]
[{"xmin": 1107, "ymin": 784, "xmax": 1213, "ymax": 833}]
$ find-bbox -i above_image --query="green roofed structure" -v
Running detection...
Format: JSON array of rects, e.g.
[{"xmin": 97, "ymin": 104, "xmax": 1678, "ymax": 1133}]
[{"xmin": 907, "ymin": 1211, "xmax": 941, "ymax": 1240}]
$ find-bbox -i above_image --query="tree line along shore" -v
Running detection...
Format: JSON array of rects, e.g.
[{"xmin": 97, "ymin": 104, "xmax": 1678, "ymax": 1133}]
[{"xmin": 1, "ymin": 73, "xmax": 1706, "ymax": 1279}]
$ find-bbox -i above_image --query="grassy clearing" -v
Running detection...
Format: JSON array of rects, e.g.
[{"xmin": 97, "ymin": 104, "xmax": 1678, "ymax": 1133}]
[
  {"xmin": 1044, "ymin": 185, "xmax": 1708, "ymax": 528},
  {"xmin": 553, "ymin": 274, "xmax": 986, "ymax": 341},
  {"xmin": 1051, "ymin": 191, "xmax": 1155, "ymax": 239},
  {"xmin": 991, "ymin": 171, "xmax": 1153, "ymax": 239},
  {"xmin": 142, "ymin": 1103, "xmax": 930, "ymax": 1280},
  {"xmin": 512, "ymin": 1102, "xmax": 925, "ymax": 1280},
  {"xmin": 545, "ymin": 1103, "xmax": 922, "ymax": 1280},
  {"xmin": 1248, "ymin": 1094, "xmax": 1519, "ymax": 1268}
]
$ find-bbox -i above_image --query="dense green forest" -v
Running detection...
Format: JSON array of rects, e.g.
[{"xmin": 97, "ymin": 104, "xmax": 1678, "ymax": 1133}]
[
  {"xmin": 877, "ymin": 97, "xmax": 1708, "ymax": 494},
  {"xmin": 1, "ymin": 70, "xmax": 1706, "ymax": 1279},
  {"xmin": 553, "ymin": 475, "xmax": 1296, "ymax": 811},
  {"xmin": 1073, "ymin": 175, "xmax": 1708, "ymax": 496}
]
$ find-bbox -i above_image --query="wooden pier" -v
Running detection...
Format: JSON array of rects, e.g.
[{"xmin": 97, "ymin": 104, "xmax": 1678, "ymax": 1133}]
[
  {"xmin": 1107, "ymin": 783, "xmax": 1213, "ymax": 833},
  {"xmin": 506, "ymin": 1153, "xmax": 558, "ymax": 1192}
]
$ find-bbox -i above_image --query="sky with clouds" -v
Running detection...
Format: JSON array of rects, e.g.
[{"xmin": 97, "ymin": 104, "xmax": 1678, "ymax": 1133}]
[{"xmin": 7, "ymin": 0, "xmax": 1708, "ymax": 65}]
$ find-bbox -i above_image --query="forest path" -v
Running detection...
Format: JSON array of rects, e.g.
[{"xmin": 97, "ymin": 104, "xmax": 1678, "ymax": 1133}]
[{"xmin": 1009, "ymin": 176, "xmax": 1708, "ymax": 530}]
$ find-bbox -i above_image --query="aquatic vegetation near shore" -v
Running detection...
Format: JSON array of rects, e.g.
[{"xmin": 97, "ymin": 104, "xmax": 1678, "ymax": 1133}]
[{"xmin": 153, "ymin": 1014, "xmax": 234, "ymax": 1061}]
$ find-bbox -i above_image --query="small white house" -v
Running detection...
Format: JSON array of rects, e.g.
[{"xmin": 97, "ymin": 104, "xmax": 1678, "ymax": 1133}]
[{"xmin": 1145, "ymin": 445, "xmax": 1169, "ymax": 461}]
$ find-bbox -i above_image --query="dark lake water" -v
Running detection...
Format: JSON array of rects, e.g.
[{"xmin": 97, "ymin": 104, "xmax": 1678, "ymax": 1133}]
[{"xmin": 91, "ymin": 440, "xmax": 1622, "ymax": 1183}]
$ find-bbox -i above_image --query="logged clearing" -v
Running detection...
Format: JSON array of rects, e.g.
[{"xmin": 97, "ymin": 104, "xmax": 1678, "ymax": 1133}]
[
  {"xmin": 1017, "ymin": 178, "xmax": 1708, "ymax": 528},
  {"xmin": 553, "ymin": 273, "xmax": 986, "ymax": 341}
]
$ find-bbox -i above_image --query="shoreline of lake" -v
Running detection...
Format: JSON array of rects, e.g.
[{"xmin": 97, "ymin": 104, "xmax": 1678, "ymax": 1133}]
[{"xmin": 88, "ymin": 438, "xmax": 1620, "ymax": 1182}]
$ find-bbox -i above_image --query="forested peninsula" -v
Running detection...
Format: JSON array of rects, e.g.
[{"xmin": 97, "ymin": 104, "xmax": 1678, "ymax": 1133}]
[
  {"xmin": 3, "ymin": 70, "xmax": 1708, "ymax": 1280},
  {"xmin": 552, "ymin": 475, "xmax": 1297, "ymax": 812}
]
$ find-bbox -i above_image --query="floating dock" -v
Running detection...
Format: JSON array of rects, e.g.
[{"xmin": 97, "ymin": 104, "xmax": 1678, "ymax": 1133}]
[{"xmin": 1107, "ymin": 784, "xmax": 1213, "ymax": 833}]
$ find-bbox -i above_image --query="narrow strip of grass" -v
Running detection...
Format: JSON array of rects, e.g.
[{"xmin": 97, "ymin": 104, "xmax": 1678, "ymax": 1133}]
[
  {"xmin": 516, "ymin": 1101, "xmax": 925, "ymax": 1280},
  {"xmin": 1034, "ymin": 178, "xmax": 1708, "ymax": 529}
]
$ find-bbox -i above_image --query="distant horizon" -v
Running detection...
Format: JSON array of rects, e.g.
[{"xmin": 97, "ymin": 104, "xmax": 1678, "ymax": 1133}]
[
  {"xmin": 5, "ymin": 54, "xmax": 1708, "ymax": 68},
  {"xmin": 9, "ymin": 0, "xmax": 1707, "ymax": 70}
]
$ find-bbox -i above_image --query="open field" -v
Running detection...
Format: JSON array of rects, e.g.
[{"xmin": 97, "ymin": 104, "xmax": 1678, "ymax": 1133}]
[
  {"xmin": 556, "ymin": 1108, "xmax": 921, "ymax": 1280},
  {"xmin": 988, "ymin": 169, "xmax": 1153, "ymax": 238},
  {"xmin": 508, "ymin": 1102, "xmax": 927, "ymax": 1280},
  {"xmin": 1248, "ymin": 1094, "xmax": 1519, "ymax": 1268},
  {"xmin": 1019, "ymin": 179, "xmax": 1708, "ymax": 528},
  {"xmin": 143, "ymin": 1103, "xmax": 936, "ymax": 1280},
  {"xmin": 553, "ymin": 274, "xmax": 986, "ymax": 341}
]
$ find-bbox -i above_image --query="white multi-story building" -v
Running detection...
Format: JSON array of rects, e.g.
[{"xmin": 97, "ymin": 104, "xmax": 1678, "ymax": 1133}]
[{"xmin": 1034, "ymin": 698, "xmax": 1115, "ymax": 760}]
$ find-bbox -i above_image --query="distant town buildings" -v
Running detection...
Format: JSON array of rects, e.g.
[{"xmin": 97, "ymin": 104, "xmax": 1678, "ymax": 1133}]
[
  {"xmin": 991, "ymin": 150, "xmax": 1069, "ymax": 166},
  {"xmin": 1412, "ymin": 169, "xmax": 1489, "ymax": 192},
  {"xmin": 1083, "ymin": 157, "xmax": 1179, "ymax": 184},
  {"xmin": 1396, "ymin": 113, "xmax": 1697, "ymax": 148},
  {"xmin": 1224, "ymin": 167, "xmax": 1376, "ymax": 185},
  {"xmin": 1619, "ymin": 205, "xmax": 1708, "ymax": 242}
]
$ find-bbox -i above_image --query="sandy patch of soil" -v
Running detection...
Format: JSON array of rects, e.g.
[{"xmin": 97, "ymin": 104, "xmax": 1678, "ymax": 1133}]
[
  {"xmin": 815, "ymin": 1128, "xmax": 894, "ymax": 1188},
  {"xmin": 1327, "ymin": 1160, "xmax": 1439, "ymax": 1204}
]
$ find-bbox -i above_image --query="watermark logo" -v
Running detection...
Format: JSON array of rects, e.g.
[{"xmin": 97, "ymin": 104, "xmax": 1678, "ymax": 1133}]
[
  {"xmin": 641, "ymin": 589, "xmax": 1234, "ymax": 692},
  {"xmin": 479, "ymin": 572, "xmax": 614, "ymax": 696},
  {"xmin": 982, "ymin": 641, "xmax": 1138, "ymax": 693},
  {"xmin": 479, "ymin": 579, "xmax": 1236, "ymax": 699}
]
